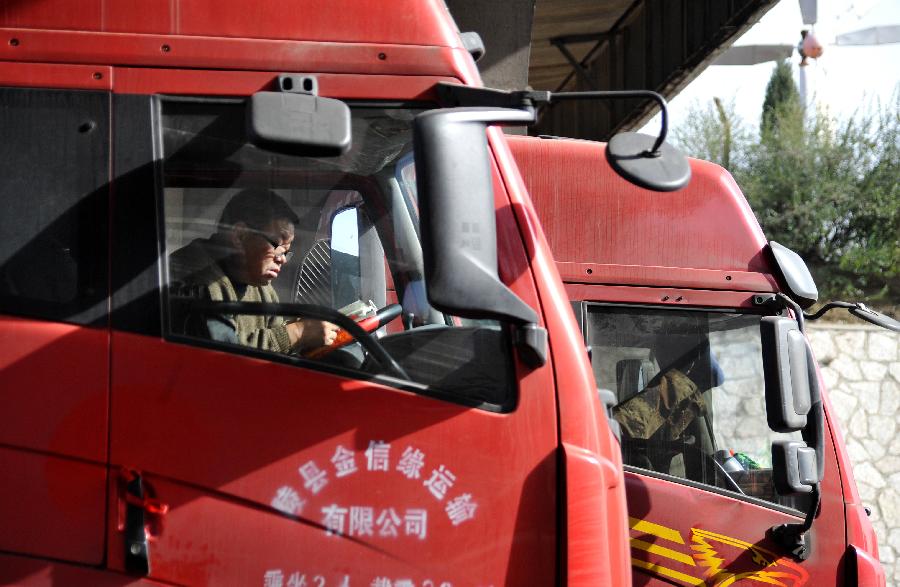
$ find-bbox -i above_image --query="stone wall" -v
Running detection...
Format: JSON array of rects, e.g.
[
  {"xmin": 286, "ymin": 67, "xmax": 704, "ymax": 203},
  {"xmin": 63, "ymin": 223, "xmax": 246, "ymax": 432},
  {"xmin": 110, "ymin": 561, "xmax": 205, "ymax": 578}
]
[{"xmin": 807, "ymin": 323, "xmax": 900, "ymax": 585}]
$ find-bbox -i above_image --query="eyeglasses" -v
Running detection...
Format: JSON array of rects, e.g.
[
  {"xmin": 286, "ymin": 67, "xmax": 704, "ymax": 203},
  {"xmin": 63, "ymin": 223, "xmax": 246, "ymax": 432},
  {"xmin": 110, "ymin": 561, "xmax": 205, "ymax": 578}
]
[{"xmin": 252, "ymin": 231, "xmax": 294, "ymax": 262}]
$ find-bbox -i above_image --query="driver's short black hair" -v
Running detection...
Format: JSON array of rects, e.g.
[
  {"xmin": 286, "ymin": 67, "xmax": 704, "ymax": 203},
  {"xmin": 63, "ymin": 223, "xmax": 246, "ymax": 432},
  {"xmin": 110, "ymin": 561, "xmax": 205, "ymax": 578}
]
[{"xmin": 218, "ymin": 188, "xmax": 299, "ymax": 232}]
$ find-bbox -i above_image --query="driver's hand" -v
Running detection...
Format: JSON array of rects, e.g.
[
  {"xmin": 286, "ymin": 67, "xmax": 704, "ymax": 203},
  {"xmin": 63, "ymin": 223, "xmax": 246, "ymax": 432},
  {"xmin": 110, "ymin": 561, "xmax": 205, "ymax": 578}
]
[{"xmin": 288, "ymin": 319, "xmax": 339, "ymax": 350}]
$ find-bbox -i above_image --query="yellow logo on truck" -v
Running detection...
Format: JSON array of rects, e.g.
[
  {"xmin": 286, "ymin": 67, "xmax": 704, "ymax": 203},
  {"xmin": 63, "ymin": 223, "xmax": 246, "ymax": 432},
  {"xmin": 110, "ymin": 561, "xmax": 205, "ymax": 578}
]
[{"xmin": 629, "ymin": 517, "xmax": 809, "ymax": 586}]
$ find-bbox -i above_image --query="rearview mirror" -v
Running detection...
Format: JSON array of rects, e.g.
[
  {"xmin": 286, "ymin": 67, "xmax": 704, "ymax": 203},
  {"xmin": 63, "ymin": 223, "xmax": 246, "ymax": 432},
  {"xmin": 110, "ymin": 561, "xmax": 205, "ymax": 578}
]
[
  {"xmin": 769, "ymin": 242, "xmax": 818, "ymax": 309},
  {"xmin": 761, "ymin": 316, "xmax": 812, "ymax": 432},
  {"xmin": 247, "ymin": 91, "xmax": 351, "ymax": 156},
  {"xmin": 772, "ymin": 440, "xmax": 818, "ymax": 494},
  {"xmin": 413, "ymin": 107, "xmax": 538, "ymax": 325},
  {"xmin": 605, "ymin": 132, "xmax": 691, "ymax": 192},
  {"xmin": 433, "ymin": 83, "xmax": 692, "ymax": 193}
]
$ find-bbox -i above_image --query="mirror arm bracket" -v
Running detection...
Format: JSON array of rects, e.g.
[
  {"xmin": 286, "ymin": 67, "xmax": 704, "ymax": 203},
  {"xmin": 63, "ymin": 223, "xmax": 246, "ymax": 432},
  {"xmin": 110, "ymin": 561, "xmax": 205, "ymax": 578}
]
[
  {"xmin": 434, "ymin": 83, "xmax": 669, "ymax": 156},
  {"xmin": 755, "ymin": 293, "xmax": 806, "ymax": 333},
  {"xmin": 433, "ymin": 82, "xmax": 690, "ymax": 192},
  {"xmin": 513, "ymin": 323, "xmax": 548, "ymax": 368},
  {"xmin": 769, "ymin": 484, "xmax": 821, "ymax": 561},
  {"xmin": 804, "ymin": 301, "xmax": 900, "ymax": 332},
  {"xmin": 549, "ymin": 90, "xmax": 668, "ymax": 155}
]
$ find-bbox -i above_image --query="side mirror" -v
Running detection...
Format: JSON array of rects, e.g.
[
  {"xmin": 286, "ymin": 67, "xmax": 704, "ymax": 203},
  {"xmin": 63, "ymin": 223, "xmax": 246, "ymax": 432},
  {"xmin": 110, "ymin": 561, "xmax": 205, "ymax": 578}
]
[
  {"xmin": 772, "ymin": 440, "xmax": 818, "ymax": 494},
  {"xmin": 433, "ymin": 84, "xmax": 692, "ymax": 193},
  {"xmin": 769, "ymin": 241, "xmax": 818, "ymax": 309},
  {"xmin": 247, "ymin": 90, "xmax": 351, "ymax": 156},
  {"xmin": 605, "ymin": 132, "xmax": 691, "ymax": 192},
  {"xmin": 761, "ymin": 316, "xmax": 812, "ymax": 432},
  {"xmin": 413, "ymin": 107, "xmax": 538, "ymax": 324}
]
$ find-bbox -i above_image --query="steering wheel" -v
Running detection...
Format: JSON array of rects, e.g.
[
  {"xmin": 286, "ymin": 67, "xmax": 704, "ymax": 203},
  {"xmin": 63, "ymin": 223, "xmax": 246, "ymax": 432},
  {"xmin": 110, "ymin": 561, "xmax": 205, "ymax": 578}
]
[
  {"xmin": 365, "ymin": 303, "xmax": 404, "ymax": 333},
  {"xmin": 306, "ymin": 303, "xmax": 403, "ymax": 358},
  {"xmin": 174, "ymin": 298, "xmax": 410, "ymax": 379}
]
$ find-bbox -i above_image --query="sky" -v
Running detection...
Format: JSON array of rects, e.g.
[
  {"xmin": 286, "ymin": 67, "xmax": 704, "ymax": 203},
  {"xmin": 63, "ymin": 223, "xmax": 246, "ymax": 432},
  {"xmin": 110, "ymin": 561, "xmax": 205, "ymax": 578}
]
[{"xmin": 640, "ymin": 0, "xmax": 900, "ymax": 136}]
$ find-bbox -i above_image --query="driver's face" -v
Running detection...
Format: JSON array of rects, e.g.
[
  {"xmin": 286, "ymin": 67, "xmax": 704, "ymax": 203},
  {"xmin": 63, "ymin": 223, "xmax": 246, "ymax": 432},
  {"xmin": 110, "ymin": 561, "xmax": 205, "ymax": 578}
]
[{"xmin": 237, "ymin": 218, "xmax": 295, "ymax": 286}]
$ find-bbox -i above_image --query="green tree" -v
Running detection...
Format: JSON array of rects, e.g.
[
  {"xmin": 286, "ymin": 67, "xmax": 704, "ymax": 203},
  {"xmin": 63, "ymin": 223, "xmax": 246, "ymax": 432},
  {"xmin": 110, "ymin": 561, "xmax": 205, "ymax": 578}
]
[
  {"xmin": 761, "ymin": 59, "xmax": 800, "ymax": 135},
  {"xmin": 672, "ymin": 97, "xmax": 750, "ymax": 171},
  {"xmin": 672, "ymin": 63, "xmax": 899, "ymax": 312},
  {"xmin": 741, "ymin": 92, "xmax": 900, "ymax": 306}
]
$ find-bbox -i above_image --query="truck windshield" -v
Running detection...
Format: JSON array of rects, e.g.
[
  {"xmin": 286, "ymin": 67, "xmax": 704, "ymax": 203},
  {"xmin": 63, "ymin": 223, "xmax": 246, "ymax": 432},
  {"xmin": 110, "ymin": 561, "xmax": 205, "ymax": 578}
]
[
  {"xmin": 159, "ymin": 98, "xmax": 514, "ymax": 410},
  {"xmin": 584, "ymin": 304, "xmax": 809, "ymax": 511}
]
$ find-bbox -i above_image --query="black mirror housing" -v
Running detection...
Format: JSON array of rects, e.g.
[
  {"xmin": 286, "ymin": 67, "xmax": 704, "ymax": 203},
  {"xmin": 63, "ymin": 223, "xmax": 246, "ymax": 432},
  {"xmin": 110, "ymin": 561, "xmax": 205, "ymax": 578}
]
[
  {"xmin": 413, "ymin": 107, "xmax": 538, "ymax": 325},
  {"xmin": 761, "ymin": 316, "xmax": 812, "ymax": 432},
  {"xmin": 247, "ymin": 91, "xmax": 351, "ymax": 156},
  {"xmin": 772, "ymin": 440, "xmax": 818, "ymax": 494},
  {"xmin": 605, "ymin": 132, "xmax": 691, "ymax": 192}
]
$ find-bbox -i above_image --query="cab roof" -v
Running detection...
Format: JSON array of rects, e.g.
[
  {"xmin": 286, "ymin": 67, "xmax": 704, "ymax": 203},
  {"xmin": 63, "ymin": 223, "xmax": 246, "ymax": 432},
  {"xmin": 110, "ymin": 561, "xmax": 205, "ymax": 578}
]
[
  {"xmin": 508, "ymin": 135, "xmax": 779, "ymax": 293},
  {"xmin": 0, "ymin": 0, "xmax": 463, "ymax": 48}
]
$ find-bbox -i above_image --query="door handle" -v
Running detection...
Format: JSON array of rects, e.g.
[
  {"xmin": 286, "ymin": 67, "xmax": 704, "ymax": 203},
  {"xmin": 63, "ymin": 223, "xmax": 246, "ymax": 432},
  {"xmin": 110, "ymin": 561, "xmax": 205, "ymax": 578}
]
[{"xmin": 118, "ymin": 469, "xmax": 169, "ymax": 575}]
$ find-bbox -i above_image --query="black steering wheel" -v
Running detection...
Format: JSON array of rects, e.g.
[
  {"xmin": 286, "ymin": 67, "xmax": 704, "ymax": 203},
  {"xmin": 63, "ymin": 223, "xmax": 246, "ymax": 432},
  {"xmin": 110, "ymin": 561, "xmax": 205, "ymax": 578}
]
[{"xmin": 371, "ymin": 303, "xmax": 403, "ymax": 330}]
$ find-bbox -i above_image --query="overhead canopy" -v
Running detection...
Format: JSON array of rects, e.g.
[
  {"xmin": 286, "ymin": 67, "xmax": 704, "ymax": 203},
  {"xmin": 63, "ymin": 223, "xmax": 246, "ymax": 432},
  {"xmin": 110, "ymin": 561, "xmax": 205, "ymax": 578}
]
[{"xmin": 449, "ymin": 0, "xmax": 779, "ymax": 140}]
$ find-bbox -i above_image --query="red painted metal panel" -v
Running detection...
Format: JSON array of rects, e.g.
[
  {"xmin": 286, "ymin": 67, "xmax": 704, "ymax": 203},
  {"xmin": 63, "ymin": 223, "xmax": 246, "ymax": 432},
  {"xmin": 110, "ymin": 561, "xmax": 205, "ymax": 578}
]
[
  {"xmin": 557, "ymin": 261, "xmax": 778, "ymax": 292},
  {"xmin": 489, "ymin": 127, "xmax": 632, "ymax": 586},
  {"xmin": 621, "ymin": 351, "xmax": 848, "ymax": 585},
  {"xmin": 563, "ymin": 442, "xmax": 626, "ymax": 586},
  {"xmin": 0, "ymin": 0, "xmax": 461, "ymax": 48},
  {"xmin": 847, "ymin": 544, "xmax": 887, "ymax": 587},
  {"xmin": 101, "ymin": 102, "xmax": 561, "ymax": 581},
  {"xmin": 112, "ymin": 67, "xmax": 455, "ymax": 101},
  {"xmin": 108, "ymin": 331, "xmax": 558, "ymax": 584},
  {"xmin": 0, "ymin": 318, "xmax": 108, "ymax": 565},
  {"xmin": 0, "ymin": 61, "xmax": 111, "ymax": 90},
  {"xmin": 0, "ymin": 317, "xmax": 108, "ymax": 462},
  {"xmin": 564, "ymin": 283, "xmax": 765, "ymax": 310},
  {"xmin": 507, "ymin": 135, "xmax": 776, "ymax": 278},
  {"xmin": 0, "ymin": 448, "xmax": 106, "ymax": 565},
  {"xmin": 624, "ymin": 410, "xmax": 847, "ymax": 587},
  {"xmin": 0, "ymin": 553, "xmax": 162, "ymax": 585},
  {"xmin": 0, "ymin": 29, "xmax": 464, "ymax": 77}
]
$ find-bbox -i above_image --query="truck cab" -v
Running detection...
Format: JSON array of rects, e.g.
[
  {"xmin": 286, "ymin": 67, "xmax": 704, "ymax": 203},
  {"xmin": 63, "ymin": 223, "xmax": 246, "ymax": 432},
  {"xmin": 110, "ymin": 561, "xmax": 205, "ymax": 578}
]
[
  {"xmin": 509, "ymin": 134, "xmax": 885, "ymax": 586},
  {"xmin": 0, "ymin": 2, "xmax": 629, "ymax": 584}
]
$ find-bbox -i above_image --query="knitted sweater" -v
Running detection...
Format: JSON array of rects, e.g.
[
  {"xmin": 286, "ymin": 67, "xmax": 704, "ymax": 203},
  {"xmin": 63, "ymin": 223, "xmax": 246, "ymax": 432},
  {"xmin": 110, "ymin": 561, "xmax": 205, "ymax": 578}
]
[{"xmin": 168, "ymin": 237, "xmax": 292, "ymax": 352}]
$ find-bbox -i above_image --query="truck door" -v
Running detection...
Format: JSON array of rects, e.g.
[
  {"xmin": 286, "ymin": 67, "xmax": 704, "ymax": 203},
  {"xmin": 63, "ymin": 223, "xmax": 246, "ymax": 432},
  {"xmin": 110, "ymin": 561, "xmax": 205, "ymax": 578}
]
[
  {"xmin": 107, "ymin": 74, "xmax": 559, "ymax": 585},
  {"xmin": 575, "ymin": 299, "xmax": 846, "ymax": 586},
  {"xmin": 0, "ymin": 83, "xmax": 110, "ymax": 566}
]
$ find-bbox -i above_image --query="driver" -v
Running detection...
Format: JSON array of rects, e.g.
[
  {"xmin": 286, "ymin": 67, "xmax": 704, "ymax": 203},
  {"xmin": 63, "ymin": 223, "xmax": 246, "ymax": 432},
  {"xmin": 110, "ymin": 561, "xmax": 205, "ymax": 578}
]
[
  {"xmin": 612, "ymin": 338, "xmax": 723, "ymax": 442},
  {"xmin": 612, "ymin": 367, "xmax": 705, "ymax": 441},
  {"xmin": 169, "ymin": 188, "xmax": 339, "ymax": 352}
]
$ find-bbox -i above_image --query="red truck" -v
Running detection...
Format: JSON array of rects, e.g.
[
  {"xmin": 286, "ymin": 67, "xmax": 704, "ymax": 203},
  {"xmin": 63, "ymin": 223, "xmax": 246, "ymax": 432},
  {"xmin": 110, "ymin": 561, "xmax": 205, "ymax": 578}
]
[
  {"xmin": 0, "ymin": 1, "xmax": 632, "ymax": 585},
  {"xmin": 509, "ymin": 134, "xmax": 889, "ymax": 586}
]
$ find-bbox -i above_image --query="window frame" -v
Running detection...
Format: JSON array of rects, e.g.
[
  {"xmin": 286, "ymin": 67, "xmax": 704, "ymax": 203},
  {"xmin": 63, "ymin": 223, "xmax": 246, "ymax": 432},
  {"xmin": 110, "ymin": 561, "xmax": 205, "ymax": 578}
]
[
  {"xmin": 579, "ymin": 300, "xmax": 810, "ymax": 516},
  {"xmin": 153, "ymin": 94, "xmax": 519, "ymax": 413}
]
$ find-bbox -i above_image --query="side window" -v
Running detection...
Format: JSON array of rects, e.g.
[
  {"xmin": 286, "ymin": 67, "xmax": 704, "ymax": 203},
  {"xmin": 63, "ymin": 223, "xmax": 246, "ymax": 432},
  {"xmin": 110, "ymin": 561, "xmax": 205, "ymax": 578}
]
[
  {"xmin": 585, "ymin": 305, "xmax": 809, "ymax": 511},
  {"xmin": 0, "ymin": 87, "xmax": 109, "ymax": 325},
  {"xmin": 328, "ymin": 207, "xmax": 362, "ymax": 310},
  {"xmin": 294, "ymin": 205, "xmax": 374, "ymax": 311},
  {"xmin": 160, "ymin": 98, "xmax": 515, "ymax": 410}
]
